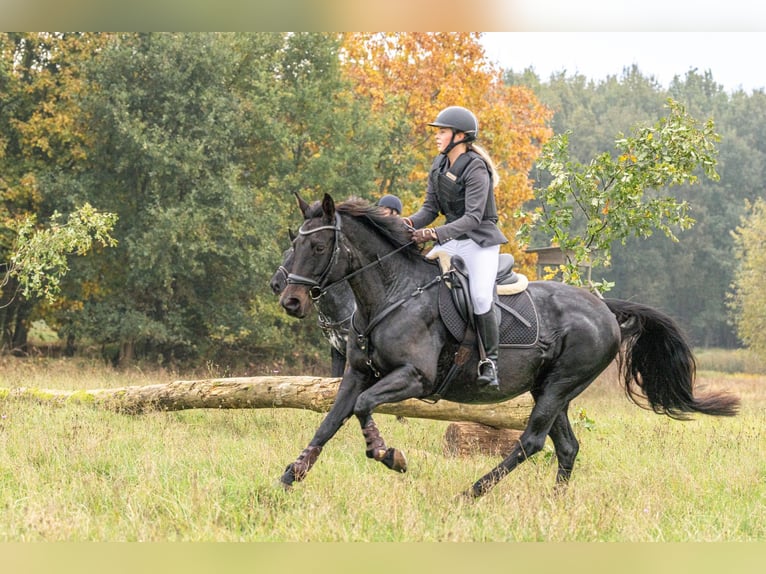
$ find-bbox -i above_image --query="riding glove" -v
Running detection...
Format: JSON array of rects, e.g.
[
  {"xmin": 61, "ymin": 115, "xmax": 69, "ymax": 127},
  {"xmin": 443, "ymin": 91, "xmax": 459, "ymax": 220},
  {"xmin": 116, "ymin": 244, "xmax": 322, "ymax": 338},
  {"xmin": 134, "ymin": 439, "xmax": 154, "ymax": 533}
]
[{"xmin": 412, "ymin": 228, "xmax": 437, "ymax": 244}]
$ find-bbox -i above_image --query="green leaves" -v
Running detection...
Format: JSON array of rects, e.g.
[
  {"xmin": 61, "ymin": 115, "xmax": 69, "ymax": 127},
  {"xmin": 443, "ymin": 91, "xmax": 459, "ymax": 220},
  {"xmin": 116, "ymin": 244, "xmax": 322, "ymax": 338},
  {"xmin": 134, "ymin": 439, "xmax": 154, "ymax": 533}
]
[
  {"xmin": 6, "ymin": 203, "xmax": 117, "ymax": 303},
  {"xmin": 517, "ymin": 99, "xmax": 720, "ymax": 292}
]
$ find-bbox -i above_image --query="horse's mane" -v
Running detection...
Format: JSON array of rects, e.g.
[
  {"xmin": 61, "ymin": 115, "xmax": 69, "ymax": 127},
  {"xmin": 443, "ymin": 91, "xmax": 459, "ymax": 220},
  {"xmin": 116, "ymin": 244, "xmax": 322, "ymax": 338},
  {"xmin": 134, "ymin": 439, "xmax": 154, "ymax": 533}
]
[{"xmin": 306, "ymin": 196, "xmax": 423, "ymax": 259}]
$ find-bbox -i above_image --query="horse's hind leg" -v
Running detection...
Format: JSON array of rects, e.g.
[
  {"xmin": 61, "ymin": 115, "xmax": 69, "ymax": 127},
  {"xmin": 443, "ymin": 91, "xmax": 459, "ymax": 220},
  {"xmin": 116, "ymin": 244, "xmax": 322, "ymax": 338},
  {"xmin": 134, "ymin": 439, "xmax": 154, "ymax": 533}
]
[
  {"xmin": 547, "ymin": 407, "xmax": 579, "ymax": 485},
  {"xmin": 463, "ymin": 409, "xmax": 550, "ymax": 498},
  {"xmin": 463, "ymin": 397, "xmax": 559, "ymax": 498}
]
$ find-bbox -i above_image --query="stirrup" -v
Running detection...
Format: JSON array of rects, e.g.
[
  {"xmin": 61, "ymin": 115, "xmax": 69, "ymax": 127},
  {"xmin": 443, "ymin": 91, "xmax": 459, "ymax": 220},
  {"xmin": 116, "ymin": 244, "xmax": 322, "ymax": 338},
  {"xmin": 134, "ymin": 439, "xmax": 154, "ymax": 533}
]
[{"xmin": 477, "ymin": 358, "xmax": 499, "ymax": 388}]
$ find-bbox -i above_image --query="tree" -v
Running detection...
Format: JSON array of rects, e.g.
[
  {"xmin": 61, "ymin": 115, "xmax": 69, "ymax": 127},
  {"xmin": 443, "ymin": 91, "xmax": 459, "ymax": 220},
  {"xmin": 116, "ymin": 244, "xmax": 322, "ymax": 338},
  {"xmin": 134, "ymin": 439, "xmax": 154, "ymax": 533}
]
[
  {"xmin": 0, "ymin": 32, "xmax": 110, "ymax": 352},
  {"xmin": 606, "ymin": 72, "xmax": 760, "ymax": 346},
  {"xmin": 729, "ymin": 198, "xmax": 766, "ymax": 353},
  {"xmin": 41, "ymin": 33, "xmax": 272, "ymax": 365},
  {"xmin": 36, "ymin": 33, "xmax": 390, "ymax": 367},
  {"xmin": 517, "ymin": 98, "xmax": 720, "ymax": 292},
  {"xmin": 505, "ymin": 66, "xmax": 766, "ymax": 347}
]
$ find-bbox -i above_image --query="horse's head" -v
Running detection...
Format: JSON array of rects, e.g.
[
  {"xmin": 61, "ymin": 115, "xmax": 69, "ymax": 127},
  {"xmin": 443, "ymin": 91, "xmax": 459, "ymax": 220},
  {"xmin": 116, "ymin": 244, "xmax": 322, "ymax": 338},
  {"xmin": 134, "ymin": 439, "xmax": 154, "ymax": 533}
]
[
  {"xmin": 269, "ymin": 229, "xmax": 297, "ymax": 295},
  {"xmin": 279, "ymin": 193, "xmax": 344, "ymax": 318}
]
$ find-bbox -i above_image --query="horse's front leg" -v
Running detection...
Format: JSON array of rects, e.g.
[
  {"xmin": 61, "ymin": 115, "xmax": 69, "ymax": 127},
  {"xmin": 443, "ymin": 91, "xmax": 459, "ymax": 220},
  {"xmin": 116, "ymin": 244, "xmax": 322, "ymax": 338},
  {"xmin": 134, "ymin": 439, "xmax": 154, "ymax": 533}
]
[
  {"xmin": 280, "ymin": 370, "xmax": 366, "ymax": 489},
  {"xmin": 355, "ymin": 364, "xmax": 430, "ymax": 474}
]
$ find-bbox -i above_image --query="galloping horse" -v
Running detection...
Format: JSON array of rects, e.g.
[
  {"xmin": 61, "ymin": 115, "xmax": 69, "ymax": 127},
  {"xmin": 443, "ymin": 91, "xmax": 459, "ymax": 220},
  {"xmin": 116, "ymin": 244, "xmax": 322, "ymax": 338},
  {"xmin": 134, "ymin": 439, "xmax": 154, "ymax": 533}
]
[
  {"xmin": 279, "ymin": 194, "xmax": 739, "ymax": 498},
  {"xmin": 270, "ymin": 232, "xmax": 354, "ymax": 377}
]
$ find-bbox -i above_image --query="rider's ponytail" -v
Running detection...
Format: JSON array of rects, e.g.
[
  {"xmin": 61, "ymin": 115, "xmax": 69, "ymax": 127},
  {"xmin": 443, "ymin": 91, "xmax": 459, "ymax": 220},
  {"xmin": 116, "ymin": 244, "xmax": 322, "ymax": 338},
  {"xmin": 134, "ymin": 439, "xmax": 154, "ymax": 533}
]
[{"xmin": 469, "ymin": 143, "xmax": 500, "ymax": 189}]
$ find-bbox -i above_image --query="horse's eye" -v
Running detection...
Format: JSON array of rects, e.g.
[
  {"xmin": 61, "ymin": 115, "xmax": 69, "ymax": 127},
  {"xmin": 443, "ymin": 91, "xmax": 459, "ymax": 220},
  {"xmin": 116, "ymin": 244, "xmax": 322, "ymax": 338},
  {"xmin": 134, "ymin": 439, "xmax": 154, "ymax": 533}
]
[{"xmin": 314, "ymin": 243, "xmax": 326, "ymax": 254}]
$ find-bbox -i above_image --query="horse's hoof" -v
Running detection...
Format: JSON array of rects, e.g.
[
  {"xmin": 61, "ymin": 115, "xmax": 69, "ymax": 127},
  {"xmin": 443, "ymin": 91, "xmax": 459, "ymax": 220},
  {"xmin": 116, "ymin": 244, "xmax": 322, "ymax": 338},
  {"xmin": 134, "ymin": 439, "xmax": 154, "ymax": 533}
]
[
  {"xmin": 460, "ymin": 483, "xmax": 484, "ymax": 500},
  {"xmin": 280, "ymin": 464, "xmax": 297, "ymax": 489},
  {"xmin": 279, "ymin": 479, "xmax": 294, "ymax": 492},
  {"xmin": 381, "ymin": 447, "xmax": 407, "ymax": 473}
]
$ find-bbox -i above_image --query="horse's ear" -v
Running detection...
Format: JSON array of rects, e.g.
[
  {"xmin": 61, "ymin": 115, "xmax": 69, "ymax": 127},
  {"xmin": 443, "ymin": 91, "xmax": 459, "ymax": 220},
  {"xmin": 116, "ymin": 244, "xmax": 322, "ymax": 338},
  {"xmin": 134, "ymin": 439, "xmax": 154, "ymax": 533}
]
[
  {"xmin": 295, "ymin": 193, "xmax": 311, "ymax": 218},
  {"xmin": 321, "ymin": 193, "xmax": 335, "ymax": 222},
  {"xmin": 288, "ymin": 228, "xmax": 297, "ymax": 242}
]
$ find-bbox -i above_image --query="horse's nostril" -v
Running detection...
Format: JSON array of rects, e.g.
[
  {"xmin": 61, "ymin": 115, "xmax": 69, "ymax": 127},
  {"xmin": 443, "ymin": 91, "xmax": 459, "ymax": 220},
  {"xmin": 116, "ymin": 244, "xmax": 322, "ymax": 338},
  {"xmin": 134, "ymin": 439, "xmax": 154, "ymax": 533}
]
[{"xmin": 281, "ymin": 297, "xmax": 304, "ymax": 317}]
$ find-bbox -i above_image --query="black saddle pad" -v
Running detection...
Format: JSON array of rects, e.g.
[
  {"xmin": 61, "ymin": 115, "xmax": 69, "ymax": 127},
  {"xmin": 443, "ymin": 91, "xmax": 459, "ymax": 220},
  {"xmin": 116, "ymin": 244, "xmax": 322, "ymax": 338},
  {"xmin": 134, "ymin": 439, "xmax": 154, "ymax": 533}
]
[
  {"xmin": 438, "ymin": 282, "xmax": 539, "ymax": 347},
  {"xmin": 497, "ymin": 291, "xmax": 539, "ymax": 347}
]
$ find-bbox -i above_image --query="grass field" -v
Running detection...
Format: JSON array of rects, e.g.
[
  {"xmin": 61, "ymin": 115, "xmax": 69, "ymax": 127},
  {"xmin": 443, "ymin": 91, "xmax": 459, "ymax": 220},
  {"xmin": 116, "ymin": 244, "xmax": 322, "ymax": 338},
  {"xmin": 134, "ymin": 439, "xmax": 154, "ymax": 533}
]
[{"xmin": 0, "ymin": 355, "xmax": 764, "ymax": 541}]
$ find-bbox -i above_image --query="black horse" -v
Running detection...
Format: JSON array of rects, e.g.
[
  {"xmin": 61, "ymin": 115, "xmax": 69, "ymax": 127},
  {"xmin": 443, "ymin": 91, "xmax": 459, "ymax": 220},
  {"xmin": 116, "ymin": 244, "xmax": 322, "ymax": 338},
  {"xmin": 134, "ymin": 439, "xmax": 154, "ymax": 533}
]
[
  {"xmin": 279, "ymin": 194, "xmax": 739, "ymax": 498},
  {"xmin": 270, "ymin": 230, "xmax": 355, "ymax": 377}
]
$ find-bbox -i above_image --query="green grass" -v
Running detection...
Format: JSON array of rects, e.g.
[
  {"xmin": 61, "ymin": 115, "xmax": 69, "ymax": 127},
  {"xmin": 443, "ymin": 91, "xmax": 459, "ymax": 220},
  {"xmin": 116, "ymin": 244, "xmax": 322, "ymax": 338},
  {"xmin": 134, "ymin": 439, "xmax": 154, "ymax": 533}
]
[
  {"xmin": 0, "ymin": 355, "xmax": 764, "ymax": 541},
  {"xmin": 696, "ymin": 347, "xmax": 766, "ymax": 375}
]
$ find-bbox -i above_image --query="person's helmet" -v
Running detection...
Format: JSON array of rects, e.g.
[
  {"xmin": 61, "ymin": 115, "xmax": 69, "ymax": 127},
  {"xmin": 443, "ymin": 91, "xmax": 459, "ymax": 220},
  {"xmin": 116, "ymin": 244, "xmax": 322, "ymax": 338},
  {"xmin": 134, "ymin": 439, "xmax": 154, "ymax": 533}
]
[
  {"xmin": 428, "ymin": 106, "xmax": 478, "ymax": 141},
  {"xmin": 377, "ymin": 194, "xmax": 402, "ymax": 214}
]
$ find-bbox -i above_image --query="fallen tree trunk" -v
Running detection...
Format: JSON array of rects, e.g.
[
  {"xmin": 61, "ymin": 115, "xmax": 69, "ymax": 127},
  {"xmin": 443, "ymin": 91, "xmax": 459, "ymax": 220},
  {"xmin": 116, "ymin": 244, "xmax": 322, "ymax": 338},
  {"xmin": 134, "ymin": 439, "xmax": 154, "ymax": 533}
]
[{"xmin": 1, "ymin": 376, "xmax": 533, "ymax": 430}]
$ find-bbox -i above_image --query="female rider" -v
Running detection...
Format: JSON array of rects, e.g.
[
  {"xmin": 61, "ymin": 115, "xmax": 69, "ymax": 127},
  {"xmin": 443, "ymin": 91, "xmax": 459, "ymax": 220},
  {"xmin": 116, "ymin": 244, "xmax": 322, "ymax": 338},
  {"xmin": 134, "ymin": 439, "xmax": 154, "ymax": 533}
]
[{"xmin": 404, "ymin": 106, "xmax": 507, "ymax": 389}]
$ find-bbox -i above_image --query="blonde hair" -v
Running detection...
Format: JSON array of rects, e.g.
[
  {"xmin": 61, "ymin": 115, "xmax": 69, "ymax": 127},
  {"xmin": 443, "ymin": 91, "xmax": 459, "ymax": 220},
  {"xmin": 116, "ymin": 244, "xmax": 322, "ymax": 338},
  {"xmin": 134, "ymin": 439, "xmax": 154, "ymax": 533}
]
[{"xmin": 469, "ymin": 143, "xmax": 500, "ymax": 188}]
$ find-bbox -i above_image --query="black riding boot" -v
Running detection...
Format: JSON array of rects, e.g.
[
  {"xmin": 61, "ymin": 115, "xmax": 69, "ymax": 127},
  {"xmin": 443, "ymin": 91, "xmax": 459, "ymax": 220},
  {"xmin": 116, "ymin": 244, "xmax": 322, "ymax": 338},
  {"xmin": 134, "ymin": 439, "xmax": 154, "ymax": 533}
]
[{"xmin": 475, "ymin": 309, "xmax": 500, "ymax": 389}]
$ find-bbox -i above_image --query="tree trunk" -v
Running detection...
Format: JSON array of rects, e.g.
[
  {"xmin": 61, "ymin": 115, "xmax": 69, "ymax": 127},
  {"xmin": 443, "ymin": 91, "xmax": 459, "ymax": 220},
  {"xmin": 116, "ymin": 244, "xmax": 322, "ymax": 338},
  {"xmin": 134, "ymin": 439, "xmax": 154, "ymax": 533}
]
[
  {"xmin": 2, "ymin": 376, "xmax": 533, "ymax": 430},
  {"xmin": 118, "ymin": 340, "xmax": 134, "ymax": 367},
  {"xmin": 11, "ymin": 297, "xmax": 31, "ymax": 356},
  {"xmin": 443, "ymin": 422, "xmax": 523, "ymax": 457}
]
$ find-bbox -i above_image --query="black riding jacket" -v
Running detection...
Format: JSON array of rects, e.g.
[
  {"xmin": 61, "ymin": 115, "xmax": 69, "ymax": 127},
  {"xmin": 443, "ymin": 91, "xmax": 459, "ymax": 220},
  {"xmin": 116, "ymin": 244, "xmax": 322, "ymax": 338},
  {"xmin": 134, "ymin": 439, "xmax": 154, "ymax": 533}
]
[{"xmin": 409, "ymin": 150, "xmax": 508, "ymax": 247}]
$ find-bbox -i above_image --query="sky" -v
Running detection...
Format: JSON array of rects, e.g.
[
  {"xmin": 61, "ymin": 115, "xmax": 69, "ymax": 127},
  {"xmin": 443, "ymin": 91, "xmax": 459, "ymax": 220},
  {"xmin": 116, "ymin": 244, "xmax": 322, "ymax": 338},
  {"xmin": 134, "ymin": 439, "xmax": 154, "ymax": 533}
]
[{"xmin": 480, "ymin": 32, "xmax": 766, "ymax": 93}]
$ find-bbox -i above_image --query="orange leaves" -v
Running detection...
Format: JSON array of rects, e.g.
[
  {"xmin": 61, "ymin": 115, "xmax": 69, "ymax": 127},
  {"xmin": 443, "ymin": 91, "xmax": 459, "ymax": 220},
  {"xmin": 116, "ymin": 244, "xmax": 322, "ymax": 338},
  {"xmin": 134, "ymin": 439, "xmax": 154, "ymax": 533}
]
[
  {"xmin": 341, "ymin": 32, "xmax": 493, "ymax": 140},
  {"xmin": 5, "ymin": 33, "xmax": 111, "ymax": 166}
]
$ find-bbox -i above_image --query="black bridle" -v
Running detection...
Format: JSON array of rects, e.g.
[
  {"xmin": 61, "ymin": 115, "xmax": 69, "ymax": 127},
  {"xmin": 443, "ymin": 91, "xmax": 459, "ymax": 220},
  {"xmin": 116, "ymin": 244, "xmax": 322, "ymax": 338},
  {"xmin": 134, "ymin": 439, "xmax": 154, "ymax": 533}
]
[
  {"xmin": 286, "ymin": 212, "xmax": 343, "ymax": 300},
  {"xmin": 286, "ymin": 211, "xmax": 415, "ymax": 300}
]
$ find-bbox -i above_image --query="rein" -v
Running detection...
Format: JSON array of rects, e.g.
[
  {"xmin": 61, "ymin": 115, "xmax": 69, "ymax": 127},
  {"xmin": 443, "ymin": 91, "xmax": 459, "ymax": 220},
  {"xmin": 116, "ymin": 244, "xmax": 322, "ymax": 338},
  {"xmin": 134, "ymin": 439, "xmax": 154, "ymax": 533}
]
[{"xmin": 318, "ymin": 240, "xmax": 415, "ymax": 299}]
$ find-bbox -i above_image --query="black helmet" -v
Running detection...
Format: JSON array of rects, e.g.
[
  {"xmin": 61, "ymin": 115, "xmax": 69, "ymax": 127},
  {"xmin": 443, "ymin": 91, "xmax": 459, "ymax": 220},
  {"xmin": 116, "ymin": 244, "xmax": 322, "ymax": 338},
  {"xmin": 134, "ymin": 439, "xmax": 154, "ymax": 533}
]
[
  {"xmin": 428, "ymin": 106, "xmax": 478, "ymax": 141},
  {"xmin": 377, "ymin": 194, "xmax": 402, "ymax": 214}
]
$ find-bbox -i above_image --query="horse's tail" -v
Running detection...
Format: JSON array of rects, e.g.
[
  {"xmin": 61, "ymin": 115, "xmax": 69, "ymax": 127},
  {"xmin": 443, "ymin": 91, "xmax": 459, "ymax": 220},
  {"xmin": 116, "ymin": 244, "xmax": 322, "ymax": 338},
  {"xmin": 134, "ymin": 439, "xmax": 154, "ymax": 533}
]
[{"xmin": 604, "ymin": 299, "xmax": 740, "ymax": 419}]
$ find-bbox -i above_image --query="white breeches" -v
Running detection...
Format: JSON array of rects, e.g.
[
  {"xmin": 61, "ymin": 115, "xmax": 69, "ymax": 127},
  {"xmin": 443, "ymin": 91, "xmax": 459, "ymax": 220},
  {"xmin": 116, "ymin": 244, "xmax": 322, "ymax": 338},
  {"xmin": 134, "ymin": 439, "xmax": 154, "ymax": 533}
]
[{"xmin": 428, "ymin": 239, "xmax": 499, "ymax": 314}]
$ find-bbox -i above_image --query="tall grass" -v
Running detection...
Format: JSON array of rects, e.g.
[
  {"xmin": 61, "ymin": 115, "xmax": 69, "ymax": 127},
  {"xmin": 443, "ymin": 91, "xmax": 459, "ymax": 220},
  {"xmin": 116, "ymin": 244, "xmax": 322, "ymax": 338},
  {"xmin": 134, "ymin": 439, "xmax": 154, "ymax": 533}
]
[
  {"xmin": 695, "ymin": 347, "xmax": 766, "ymax": 375},
  {"xmin": 0, "ymin": 355, "xmax": 763, "ymax": 541}
]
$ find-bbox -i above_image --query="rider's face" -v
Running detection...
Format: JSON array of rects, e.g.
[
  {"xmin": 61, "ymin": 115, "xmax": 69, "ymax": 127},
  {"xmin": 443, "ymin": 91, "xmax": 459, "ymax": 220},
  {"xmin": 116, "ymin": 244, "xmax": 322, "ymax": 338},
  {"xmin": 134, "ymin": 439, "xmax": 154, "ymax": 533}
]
[
  {"xmin": 380, "ymin": 207, "xmax": 399, "ymax": 217},
  {"xmin": 435, "ymin": 128, "xmax": 465, "ymax": 154}
]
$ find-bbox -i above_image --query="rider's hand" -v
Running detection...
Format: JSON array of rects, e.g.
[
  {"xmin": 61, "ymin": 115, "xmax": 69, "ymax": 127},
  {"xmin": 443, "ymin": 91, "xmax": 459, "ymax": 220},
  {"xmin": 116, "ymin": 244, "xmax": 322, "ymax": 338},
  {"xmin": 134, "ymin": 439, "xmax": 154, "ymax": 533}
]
[{"xmin": 411, "ymin": 228, "xmax": 437, "ymax": 244}]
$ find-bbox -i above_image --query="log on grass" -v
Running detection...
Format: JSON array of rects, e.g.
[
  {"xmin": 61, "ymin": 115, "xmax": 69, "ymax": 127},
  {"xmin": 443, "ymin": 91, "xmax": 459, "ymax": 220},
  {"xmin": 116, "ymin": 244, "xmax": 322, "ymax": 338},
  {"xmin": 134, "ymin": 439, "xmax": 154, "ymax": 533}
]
[
  {"xmin": 2, "ymin": 376, "xmax": 533, "ymax": 430},
  {"xmin": 443, "ymin": 422, "xmax": 523, "ymax": 457}
]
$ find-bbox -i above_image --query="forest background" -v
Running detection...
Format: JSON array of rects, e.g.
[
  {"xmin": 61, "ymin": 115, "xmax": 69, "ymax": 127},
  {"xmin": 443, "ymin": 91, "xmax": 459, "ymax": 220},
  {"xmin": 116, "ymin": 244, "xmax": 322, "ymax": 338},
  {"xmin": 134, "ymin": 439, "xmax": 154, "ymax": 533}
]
[{"xmin": 1, "ymin": 31, "xmax": 763, "ymax": 374}]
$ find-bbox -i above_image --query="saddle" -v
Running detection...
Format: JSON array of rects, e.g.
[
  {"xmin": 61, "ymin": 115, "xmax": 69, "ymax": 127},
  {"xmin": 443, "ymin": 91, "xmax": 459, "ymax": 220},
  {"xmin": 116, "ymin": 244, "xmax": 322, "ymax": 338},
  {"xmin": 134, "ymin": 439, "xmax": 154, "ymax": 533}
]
[{"xmin": 430, "ymin": 253, "xmax": 537, "ymax": 341}]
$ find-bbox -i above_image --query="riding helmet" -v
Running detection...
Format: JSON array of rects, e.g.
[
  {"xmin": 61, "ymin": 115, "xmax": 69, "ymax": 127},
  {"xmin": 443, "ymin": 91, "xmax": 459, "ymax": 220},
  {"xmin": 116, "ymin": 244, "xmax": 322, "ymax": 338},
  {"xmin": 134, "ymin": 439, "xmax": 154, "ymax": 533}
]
[
  {"xmin": 377, "ymin": 194, "xmax": 403, "ymax": 214},
  {"xmin": 428, "ymin": 106, "xmax": 479, "ymax": 141}
]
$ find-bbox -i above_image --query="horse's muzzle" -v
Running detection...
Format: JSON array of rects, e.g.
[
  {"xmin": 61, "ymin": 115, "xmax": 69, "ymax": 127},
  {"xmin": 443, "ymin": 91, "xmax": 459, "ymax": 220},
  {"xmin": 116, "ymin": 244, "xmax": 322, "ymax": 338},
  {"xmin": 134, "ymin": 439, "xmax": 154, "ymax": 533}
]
[{"xmin": 279, "ymin": 287, "xmax": 310, "ymax": 318}]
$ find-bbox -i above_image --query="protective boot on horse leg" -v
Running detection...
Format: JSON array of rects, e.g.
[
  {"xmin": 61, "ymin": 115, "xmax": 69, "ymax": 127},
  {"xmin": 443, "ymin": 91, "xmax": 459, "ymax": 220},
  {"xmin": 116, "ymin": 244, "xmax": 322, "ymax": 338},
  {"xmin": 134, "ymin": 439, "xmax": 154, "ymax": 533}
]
[{"xmin": 475, "ymin": 306, "xmax": 500, "ymax": 389}]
